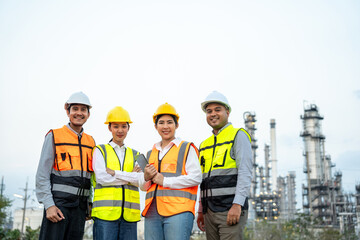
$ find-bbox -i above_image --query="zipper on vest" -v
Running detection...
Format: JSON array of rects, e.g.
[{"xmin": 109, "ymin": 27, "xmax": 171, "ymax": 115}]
[
  {"xmin": 208, "ymin": 136, "xmax": 217, "ymax": 178},
  {"xmin": 78, "ymin": 135, "xmax": 84, "ymax": 196},
  {"xmin": 153, "ymin": 152, "xmax": 162, "ymax": 199},
  {"xmin": 121, "ymin": 149, "xmax": 126, "ymax": 217}
]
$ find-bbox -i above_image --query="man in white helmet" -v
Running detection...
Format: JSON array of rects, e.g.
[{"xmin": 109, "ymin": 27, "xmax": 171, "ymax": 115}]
[
  {"xmin": 36, "ymin": 91, "xmax": 95, "ymax": 240},
  {"xmin": 197, "ymin": 91, "xmax": 253, "ymax": 240}
]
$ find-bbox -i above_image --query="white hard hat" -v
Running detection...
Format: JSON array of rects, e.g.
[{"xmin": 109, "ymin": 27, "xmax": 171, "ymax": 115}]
[
  {"xmin": 201, "ymin": 91, "xmax": 231, "ymax": 113},
  {"xmin": 65, "ymin": 91, "xmax": 92, "ymax": 110}
]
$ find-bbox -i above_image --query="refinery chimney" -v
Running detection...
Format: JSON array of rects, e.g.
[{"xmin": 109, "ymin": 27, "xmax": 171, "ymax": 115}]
[{"xmin": 270, "ymin": 119, "xmax": 278, "ymax": 191}]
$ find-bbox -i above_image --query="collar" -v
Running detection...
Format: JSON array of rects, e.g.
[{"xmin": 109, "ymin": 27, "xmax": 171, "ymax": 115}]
[
  {"xmin": 213, "ymin": 122, "xmax": 232, "ymax": 136},
  {"xmin": 109, "ymin": 141, "xmax": 126, "ymax": 150},
  {"xmin": 66, "ymin": 123, "xmax": 83, "ymax": 137},
  {"xmin": 155, "ymin": 137, "xmax": 182, "ymax": 151}
]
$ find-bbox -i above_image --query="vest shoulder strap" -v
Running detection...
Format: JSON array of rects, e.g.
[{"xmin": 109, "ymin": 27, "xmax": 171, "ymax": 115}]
[
  {"xmin": 146, "ymin": 150, "xmax": 152, "ymax": 160},
  {"xmin": 96, "ymin": 144, "xmax": 108, "ymax": 165},
  {"xmin": 239, "ymin": 128, "xmax": 251, "ymax": 142}
]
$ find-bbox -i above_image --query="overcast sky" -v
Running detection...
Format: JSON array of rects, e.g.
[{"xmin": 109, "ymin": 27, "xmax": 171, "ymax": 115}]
[{"xmin": 1, "ymin": 1, "xmax": 359, "ymax": 213}]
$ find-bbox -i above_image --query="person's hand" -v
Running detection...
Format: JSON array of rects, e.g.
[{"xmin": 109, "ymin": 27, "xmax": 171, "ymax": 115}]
[
  {"xmin": 46, "ymin": 205, "xmax": 65, "ymax": 223},
  {"xmin": 197, "ymin": 212, "xmax": 206, "ymax": 231},
  {"xmin": 226, "ymin": 204, "xmax": 241, "ymax": 226},
  {"xmin": 86, "ymin": 204, "xmax": 92, "ymax": 221},
  {"xmin": 132, "ymin": 165, "xmax": 141, "ymax": 173},
  {"xmin": 152, "ymin": 173, "xmax": 164, "ymax": 186},
  {"xmin": 144, "ymin": 164, "xmax": 157, "ymax": 181},
  {"xmin": 106, "ymin": 167, "xmax": 115, "ymax": 176}
]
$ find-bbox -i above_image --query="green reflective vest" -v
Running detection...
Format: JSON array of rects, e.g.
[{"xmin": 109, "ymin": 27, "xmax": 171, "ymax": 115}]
[
  {"xmin": 199, "ymin": 124, "xmax": 251, "ymax": 213},
  {"xmin": 91, "ymin": 144, "xmax": 140, "ymax": 222}
]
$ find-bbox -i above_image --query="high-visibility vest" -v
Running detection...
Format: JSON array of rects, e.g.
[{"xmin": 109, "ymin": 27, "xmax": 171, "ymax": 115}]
[
  {"xmin": 142, "ymin": 141, "xmax": 198, "ymax": 217},
  {"xmin": 50, "ymin": 125, "xmax": 95, "ymax": 205},
  {"xmin": 199, "ymin": 124, "xmax": 251, "ymax": 213},
  {"xmin": 92, "ymin": 144, "xmax": 140, "ymax": 222}
]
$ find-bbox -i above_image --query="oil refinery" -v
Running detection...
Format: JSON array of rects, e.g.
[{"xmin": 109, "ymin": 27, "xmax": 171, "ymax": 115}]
[{"xmin": 244, "ymin": 103, "xmax": 360, "ymax": 235}]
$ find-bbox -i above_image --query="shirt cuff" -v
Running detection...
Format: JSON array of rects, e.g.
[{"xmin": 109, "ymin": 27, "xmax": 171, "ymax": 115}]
[
  {"xmin": 162, "ymin": 177, "xmax": 169, "ymax": 188},
  {"xmin": 233, "ymin": 195, "xmax": 246, "ymax": 206},
  {"xmin": 43, "ymin": 198, "xmax": 55, "ymax": 210}
]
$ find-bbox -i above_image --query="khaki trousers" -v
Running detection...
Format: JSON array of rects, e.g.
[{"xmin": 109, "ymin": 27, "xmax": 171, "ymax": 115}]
[{"xmin": 204, "ymin": 208, "xmax": 248, "ymax": 240}]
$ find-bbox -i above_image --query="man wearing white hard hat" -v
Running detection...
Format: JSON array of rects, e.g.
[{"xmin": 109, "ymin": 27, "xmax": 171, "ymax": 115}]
[
  {"xmin": 36, "ymin": 92, "xmax": 95, "ymax": 240},
  {"xmin": 197, "ymin": 91, "xmax": 253, "ymax": 240}
]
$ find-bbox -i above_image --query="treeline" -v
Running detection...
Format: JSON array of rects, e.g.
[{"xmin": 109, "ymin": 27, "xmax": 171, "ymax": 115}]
[
  {"xmin": 244, "ymin": 213, "xmax": 358, "ymax": 240},
  {"xmin": 0, "ymin": 195, "xmax": 40, "ymax": 240}
]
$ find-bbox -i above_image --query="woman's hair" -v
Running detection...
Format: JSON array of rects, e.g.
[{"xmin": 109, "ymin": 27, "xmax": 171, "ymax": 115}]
[{"xmin": 155, "ymin": 114, "xmax": 178, "ymax": 126}]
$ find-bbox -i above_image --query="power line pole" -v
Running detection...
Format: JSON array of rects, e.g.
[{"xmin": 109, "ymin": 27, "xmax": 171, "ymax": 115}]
[
  {"xmin": 21, "ymin": 180, "xmax": 29, "ymax": 239},
  {"xmin": 0, "ymin": 176, "xmax": 4, "ymax": 197}
]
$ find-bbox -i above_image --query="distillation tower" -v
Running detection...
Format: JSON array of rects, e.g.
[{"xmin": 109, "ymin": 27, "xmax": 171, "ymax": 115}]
[
  {"xmin": 244, "ymin": 114, "xmax": 296, "ymax": 221},
  {"xmin": 243, "ymin": 112, "xmax": 258, "ymax": 199},
  {"xmin": 300, "ymin": 104, "xmax": 358, "ymax": 229},
  {"xmin": 300, "ymin": 104, "xmax": 335, "ymax": 223}
]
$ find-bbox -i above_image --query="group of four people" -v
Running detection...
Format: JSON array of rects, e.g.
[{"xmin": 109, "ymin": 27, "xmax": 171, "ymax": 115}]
[{"xmin": 35, "ymin": 90, "xmax": 253, "ymax": 240}]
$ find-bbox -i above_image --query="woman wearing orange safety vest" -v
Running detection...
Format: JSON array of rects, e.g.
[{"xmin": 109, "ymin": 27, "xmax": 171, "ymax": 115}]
[{"xmin": 142, "ymin": 103, "xmax": 202, "ymax": 240}]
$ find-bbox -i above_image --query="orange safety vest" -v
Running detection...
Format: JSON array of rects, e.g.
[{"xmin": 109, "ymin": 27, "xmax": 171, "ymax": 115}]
[
  {"xmin": 49, "ymin": 125, "xmax": 95, "ymax": 204},
  {"xmin": 142, "ymin": 141, "xmax": 198, "ymax": 217}
]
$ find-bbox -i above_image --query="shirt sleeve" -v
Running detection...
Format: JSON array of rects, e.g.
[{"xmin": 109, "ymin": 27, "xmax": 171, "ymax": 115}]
[
  {"xmin": 163, "ymin": 145, "xmax": 202, "ymax": 189},
  {"xmin": 113, "ymin": 162, "xmax": 144, "ymax": 187},
  {"xmin": 93, "ymin": 148, "xmax": 128, "ymax": 186},
  {"xmin": 232, "ymin": 130, "xmax": 253, "ymax": 206},
  {"xmin": 35, "ymin": 132, "xmax": 56, "ymax": 210},
  {"xmin": 138, "ymin": 172, "xmax": 152, "ymax": 191}
]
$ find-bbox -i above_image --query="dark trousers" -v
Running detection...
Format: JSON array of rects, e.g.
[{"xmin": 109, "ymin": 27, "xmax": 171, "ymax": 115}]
[{"xmin": 39, "ymin": 206, "xmax": 86, "ymax": 240}]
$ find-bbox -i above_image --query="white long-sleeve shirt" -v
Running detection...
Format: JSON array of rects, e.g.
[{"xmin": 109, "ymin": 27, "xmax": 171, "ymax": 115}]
[
  {"xmin": 150, "ymin": 137, "xmax": 202, "ymax": 189},
  {"xmin": 93, "ymin": 141, "xmax": 150, "ymax": 190}
]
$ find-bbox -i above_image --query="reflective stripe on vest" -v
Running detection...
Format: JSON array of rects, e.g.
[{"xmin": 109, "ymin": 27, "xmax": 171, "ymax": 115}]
[
  {"xmin": 52, "ymin": 183, "xmax": 90, "ymax": 197},
  {"xmin": 146, "ymin": 189, "xmax": 197, "ymax": 201},
  {"xmin": 51, "ymin": 169, "xmax": 92, "ymax": 179},
  {"xmin": 199, "ymin": 125, "xmax": 251, "ymax": 213},
  {"xmin": 142, "ymin": 141, "xmax": 198, "ymax": 217},
  {"xmin": 50, "ymin": 126, "xmax": 95, "ymax": 202},
  {"xmin": 91, "ymin": 144, "xmax": 140, "ymax": 222}
]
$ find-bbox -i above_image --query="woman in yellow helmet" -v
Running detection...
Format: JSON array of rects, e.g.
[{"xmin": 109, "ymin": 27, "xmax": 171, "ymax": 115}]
[
  {"xmin": 92, "ymin": 106, "xmax": 149, "ymax": 240},
  {"xmin": 142, "ymin": 103, "xmax": 202, "ymax": 240}
]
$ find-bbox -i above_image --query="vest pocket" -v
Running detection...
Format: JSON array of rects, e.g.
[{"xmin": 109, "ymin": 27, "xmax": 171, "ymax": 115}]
[
  {"xmin": 213, "ymin": 149, "xmax": 228, "ymax": 167},
  {"xmin": 56, "ymin": 152, "xmax": 72, "ymax": 170},
  {"xmin": 56, "ymin": 148, "xmax": 80, "ymax": 170},
  {"xmin": 161, "ymin": 163, "xmax": 177, "ymax": 173}
]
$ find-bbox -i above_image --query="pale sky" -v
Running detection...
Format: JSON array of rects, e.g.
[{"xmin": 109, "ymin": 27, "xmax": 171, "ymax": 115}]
[{"xmin": 1, "ymin": 1, "xmax": 359, "ymax": 213}]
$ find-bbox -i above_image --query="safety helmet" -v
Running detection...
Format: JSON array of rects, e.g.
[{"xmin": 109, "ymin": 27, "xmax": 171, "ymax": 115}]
[
  {"xmin": 105, "ymin": 106, "xmax": 133, "ymax": 124},
  {"xmin": 64, "ymin": 91, "xmax": 92, "ymax": 110},
  {"xmin": 153, "ymin": 103, "xmax": 180, "ymax": 123},
  {"xmin": 201, "ymin": 90, "xmax": 231, "ymax": 113}
]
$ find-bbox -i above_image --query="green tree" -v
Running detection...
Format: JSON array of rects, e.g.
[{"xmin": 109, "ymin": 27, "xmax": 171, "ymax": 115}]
[
  {"xmin": 0, "ymin": 195, "xmax": 11, "ymax": 226},
  {"xmin": 24, "ymin": 226, "xmax": 40, "ymax": 240},
  {"xmin": 0, "ymin": 228, "xmax": 21, "ymax": 240}
]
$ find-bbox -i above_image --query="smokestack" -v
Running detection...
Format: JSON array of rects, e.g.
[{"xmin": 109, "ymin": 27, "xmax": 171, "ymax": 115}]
[{"xmin": 270, "ymin": 119, "xmax": 278, "ymax": 191}]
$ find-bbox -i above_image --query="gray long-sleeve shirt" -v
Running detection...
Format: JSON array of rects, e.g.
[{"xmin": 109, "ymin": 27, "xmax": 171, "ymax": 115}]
[
  {"xmin": 35, "ymin": 124, "xmax": 84, "ymax": 210},
  {"xmin": 220, "ymin": 122, "xmax": 253, "ymax": 206}
]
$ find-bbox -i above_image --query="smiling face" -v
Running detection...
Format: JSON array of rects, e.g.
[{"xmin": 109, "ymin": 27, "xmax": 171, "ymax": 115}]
[
  {"xmin": 67, "ymin": 104, "xmax": 90, "ymax": 130},
  {"xmin": 155, "ymin": 114, "xmax": 178, "ymax": 143},
  {"xmin": 108, "ymin": 122, "xmax": 129, "ymax": 146},
  {"xmin": 205, "ymin": 102, "xmax": 229, "ymax": 134}
]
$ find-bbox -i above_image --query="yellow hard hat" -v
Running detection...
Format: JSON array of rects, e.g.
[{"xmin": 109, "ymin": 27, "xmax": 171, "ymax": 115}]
[
  {"xmin": 153, "ymin": 103, "xmax": 180, "ymax": 123},
  {"xmin": 105, "ymin": 106, "xmax": 133, "ymax": 124}
]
